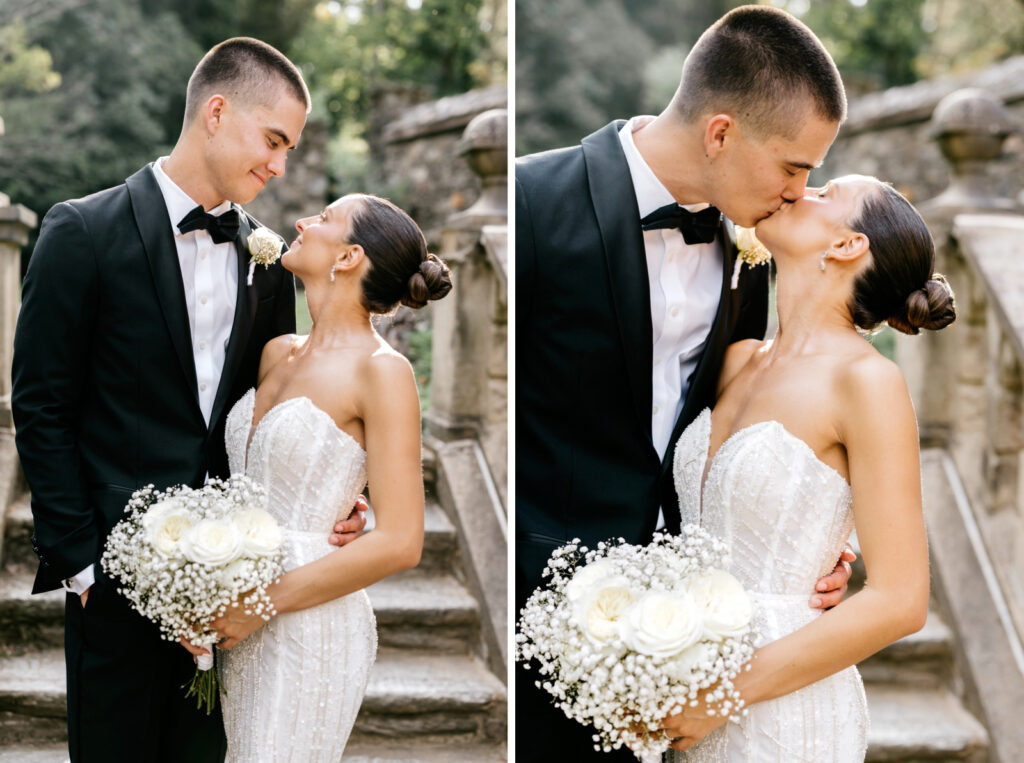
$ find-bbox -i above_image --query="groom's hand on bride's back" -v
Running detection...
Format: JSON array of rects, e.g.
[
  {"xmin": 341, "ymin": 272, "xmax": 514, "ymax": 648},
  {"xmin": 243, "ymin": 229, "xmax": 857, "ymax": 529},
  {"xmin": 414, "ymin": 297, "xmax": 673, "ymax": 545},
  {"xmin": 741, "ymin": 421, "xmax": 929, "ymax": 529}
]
[
  {"xmin": 329, "ymin": 495, "xmax": 369, "ymax": 546},
  {"xmin": 810, "ymin": 543, "xmax": 857, "ymax": 609}
]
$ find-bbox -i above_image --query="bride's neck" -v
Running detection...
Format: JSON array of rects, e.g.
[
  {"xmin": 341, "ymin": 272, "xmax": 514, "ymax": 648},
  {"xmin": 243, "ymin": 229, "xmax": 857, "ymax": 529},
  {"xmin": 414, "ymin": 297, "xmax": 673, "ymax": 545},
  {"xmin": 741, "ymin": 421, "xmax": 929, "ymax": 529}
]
[
  {"xmin": 772, "ymin": 263, "xmax": 856, "ymax": 352},
  {"xmin": 303, "ymin": 284, "xmax": 374, "ymax": 345}
]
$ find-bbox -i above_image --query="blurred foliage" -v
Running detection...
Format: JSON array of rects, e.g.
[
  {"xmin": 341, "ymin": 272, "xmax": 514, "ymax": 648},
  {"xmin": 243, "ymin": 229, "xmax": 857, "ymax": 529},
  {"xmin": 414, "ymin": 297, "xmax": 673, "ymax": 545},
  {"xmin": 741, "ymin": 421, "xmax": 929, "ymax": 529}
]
[
  {"xmin": 0, "ymin": 0, "xmax": 503, "ymax": 235},
  {"xmin": 291, "ymin": 0, "xmax": 498, "ymax": 137},
  {"xmin": 517, "ymin": 0, "xmax": 1024, "ymax": 155}
]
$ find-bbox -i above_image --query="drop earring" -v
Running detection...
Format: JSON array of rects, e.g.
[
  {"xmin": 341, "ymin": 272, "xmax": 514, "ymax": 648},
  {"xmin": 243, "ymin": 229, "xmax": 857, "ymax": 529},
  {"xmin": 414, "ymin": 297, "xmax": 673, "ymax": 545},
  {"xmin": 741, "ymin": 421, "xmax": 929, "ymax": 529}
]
[
  {"xmin": 329, "ymin": 266, "xmax": 336, "ymax": 283},
  {"xmin": 819, "ymin": 252, "xmax": 828, "ymax": 272}
]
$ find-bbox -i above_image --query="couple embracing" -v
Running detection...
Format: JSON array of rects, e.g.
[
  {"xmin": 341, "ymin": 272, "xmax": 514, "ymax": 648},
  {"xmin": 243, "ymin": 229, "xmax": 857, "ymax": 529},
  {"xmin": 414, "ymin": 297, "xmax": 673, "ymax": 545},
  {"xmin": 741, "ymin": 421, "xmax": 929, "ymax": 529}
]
[
  {"xmin": 13, "ymin": 37, "xmax": 450, "ymax": 762},
  {"xmin": 517, "ymin": 5, "xmax": 956, "ymax": 761}
]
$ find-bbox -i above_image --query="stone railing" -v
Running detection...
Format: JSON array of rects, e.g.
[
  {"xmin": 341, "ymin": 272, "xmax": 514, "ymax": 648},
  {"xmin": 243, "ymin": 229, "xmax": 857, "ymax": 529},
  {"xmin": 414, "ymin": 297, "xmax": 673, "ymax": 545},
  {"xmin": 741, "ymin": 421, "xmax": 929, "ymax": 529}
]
[
  {"xmin": 424, "ymin": 108, "xmax": 508, "ymax": 681},
  {"xmin": 884, "ymin": 88, "xmax": 1024, "ymax": 760},
  {"xmin": 0, "ymin": 114, "xmax": 36, "ymax": 521}
]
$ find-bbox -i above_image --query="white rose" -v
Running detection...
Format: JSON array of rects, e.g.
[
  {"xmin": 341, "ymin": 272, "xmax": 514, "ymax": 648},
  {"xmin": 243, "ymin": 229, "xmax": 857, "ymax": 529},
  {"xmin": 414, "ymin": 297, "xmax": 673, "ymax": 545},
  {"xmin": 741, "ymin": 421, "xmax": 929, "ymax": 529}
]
[
  {"xmin": 575, "ymin": 582, "xmax": 633, "ymax": 646},
  {"xmin": 247, "ymin": 227, "xmax": 282, "ymax": 267},
  {"xmin": 232, "ymin": 508, "xmax": 282, "ymax": 557},
  {"xmin": 181, "ymin": 518, "xmax": 244, "ymax": 566},
  {"xmin": 663, "ymin": 641, "xmax": 718, "ymax": 683},
  {"xmin": 146, "ymin": 503, "xmax": 193, "ymax": 559},
  {"xmin": 619, "ymin": 590, "xmax": 702, "ymax": 658},
  {"xmin": 565, "ymin": 559, "xmax": 619, "ymax": 602},
  {"xmin": 217, "ymin": 558, "xmax": 256, "ymax": 591},
  {"xmin": 689, "ymin": 568, "xmax": 753, "ymax": 641}
]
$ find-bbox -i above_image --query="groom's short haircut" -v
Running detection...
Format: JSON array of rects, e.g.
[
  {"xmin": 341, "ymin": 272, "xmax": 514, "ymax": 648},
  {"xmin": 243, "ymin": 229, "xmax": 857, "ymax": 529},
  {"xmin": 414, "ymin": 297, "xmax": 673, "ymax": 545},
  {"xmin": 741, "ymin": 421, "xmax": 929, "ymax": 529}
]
[
  {"xmin": 670, "ymin": 5, "xmax": 846, "ymax": 138},
  {"xmin": 184, "ymin": 37, "xmax": 311, "ymax": 124}
]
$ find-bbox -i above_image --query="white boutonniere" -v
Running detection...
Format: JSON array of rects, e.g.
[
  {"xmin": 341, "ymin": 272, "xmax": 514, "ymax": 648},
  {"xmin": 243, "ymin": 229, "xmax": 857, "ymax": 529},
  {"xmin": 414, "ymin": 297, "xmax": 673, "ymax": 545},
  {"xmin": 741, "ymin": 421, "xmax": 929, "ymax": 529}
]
[
  {"xmin": 731, "ymin": 227, "xmax": 772, "ymax": 289},
  {"xmin": 246, "ymin": 227, "xmax": 283, "ymax": 286}
]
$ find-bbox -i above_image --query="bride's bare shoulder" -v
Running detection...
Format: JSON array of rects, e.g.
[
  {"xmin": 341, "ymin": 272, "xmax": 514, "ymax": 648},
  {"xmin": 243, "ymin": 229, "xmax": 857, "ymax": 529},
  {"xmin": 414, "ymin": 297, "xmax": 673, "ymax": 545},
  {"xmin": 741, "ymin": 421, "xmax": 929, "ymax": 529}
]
[
  {"xmin": 258, "ymin": 334, "xmax": 304, "ymax": 383},
  {"xmin": 717, "ymin": 338, "xmax": 767, "ymax": 396}
]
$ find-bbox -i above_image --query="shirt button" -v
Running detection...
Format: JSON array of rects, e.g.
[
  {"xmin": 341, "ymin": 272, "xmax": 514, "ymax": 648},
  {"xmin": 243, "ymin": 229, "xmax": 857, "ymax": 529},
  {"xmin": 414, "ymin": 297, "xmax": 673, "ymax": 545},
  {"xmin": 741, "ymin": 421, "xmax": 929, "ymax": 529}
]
[
  {"xmin": 200, "ymin": 296, "xmax": 208, "ymax": 305},
  {"xmin": 671, "ymin": 306, "xmax": 680, "ymax": 317},
  {"xmin": 200, "ymin": 252, "xmax": 207, "ymax": 260},
  {"xmin": 199, "ymin": 341, "xmax": 207, "ymax": 350},
  {"xmin": 200, "ymin": 383, "xmax": 207, "ymax": 392},
  {"xmin": 653, "ymin": 405, "xmax": 660, "ymax": 415}
]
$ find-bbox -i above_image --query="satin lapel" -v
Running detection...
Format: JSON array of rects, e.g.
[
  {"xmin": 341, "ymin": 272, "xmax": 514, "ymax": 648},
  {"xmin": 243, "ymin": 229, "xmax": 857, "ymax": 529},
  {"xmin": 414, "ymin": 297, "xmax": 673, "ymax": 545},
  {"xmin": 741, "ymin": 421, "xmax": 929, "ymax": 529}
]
[
  {"xmin": 582, "ymin": 121, "xmax": 655, "ymax": 446},
  {"xmin": 661, "ymin": 219, "xmax": 739, "ymax": 475},
  {"xmin": 209, "ymin": 211, "xmax": 257, "ymax": 431},
  {"xmin": 127, "ymin": 166, "xmax": 200, "ymax": 411}
]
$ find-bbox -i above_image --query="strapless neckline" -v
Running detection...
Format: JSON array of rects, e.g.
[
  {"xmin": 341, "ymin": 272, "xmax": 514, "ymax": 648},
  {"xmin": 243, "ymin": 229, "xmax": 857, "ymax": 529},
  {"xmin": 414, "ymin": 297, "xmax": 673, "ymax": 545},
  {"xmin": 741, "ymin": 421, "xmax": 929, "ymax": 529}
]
[{"xmin": 241, "ymin": 388, "xmax": 365, "ymax": 471}]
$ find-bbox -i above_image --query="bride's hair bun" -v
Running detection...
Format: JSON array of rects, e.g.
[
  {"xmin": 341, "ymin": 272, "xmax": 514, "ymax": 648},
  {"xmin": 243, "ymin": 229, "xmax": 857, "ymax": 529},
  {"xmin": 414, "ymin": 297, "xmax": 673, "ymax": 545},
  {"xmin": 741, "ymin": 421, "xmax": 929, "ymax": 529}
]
[
  {"xmin": 887, "ymin": 274, "xmax": 957, "ymax": 335},
  {"xmin": 402, "ymin": 253, "xmax": 453, "ymax": 309},
  {"xmin": 344, "ymin": 194, "xmax": 454, "ymax": 314}
]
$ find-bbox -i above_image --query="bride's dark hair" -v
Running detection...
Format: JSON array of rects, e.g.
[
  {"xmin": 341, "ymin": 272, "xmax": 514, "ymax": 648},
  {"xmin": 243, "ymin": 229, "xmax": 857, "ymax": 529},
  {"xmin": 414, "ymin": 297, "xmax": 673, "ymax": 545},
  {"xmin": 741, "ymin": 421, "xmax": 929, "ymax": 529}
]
[
  {"xmin": 848, "ymin": 182, "xmax": 957, "ymax": 335},
  {"xmin": 346, "ymin": 195, "xmax": 452, "ymax": 314}
]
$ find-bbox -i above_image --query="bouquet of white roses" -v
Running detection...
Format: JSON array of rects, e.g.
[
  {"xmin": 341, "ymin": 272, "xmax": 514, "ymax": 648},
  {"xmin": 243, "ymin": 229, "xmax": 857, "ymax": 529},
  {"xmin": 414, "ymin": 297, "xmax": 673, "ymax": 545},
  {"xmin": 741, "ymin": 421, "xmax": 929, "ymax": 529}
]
[
  {"xmin": 515, "ymin": 525, "xmax": 755, "ymax": 757},
  {"xmin": 101, "ymin": 475, "xmax": 284, "ymax": 714}
]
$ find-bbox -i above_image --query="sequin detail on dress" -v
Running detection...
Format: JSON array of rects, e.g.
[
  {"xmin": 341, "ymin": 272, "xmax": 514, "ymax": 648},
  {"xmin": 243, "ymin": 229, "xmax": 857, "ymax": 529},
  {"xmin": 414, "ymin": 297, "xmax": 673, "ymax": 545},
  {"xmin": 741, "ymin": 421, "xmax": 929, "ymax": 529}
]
[
  {"xmin": 667, "ymin": 408, "xmax": 868, "ymax": 763},
  {"xmin": 219, "ymin": 388, "xmax": 377, "ymax": 762}
]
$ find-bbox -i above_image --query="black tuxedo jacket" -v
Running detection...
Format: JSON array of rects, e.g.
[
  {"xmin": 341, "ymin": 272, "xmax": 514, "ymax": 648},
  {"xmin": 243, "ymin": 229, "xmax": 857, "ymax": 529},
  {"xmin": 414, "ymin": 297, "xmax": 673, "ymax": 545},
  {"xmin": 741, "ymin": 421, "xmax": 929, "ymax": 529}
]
[
  {"xmin": 13, "ymin": 164, "xmax": 296, "ymax": 593},
  {"xmin": 515, "ymin": 121, "xmax": 769, "ymax": 605}
]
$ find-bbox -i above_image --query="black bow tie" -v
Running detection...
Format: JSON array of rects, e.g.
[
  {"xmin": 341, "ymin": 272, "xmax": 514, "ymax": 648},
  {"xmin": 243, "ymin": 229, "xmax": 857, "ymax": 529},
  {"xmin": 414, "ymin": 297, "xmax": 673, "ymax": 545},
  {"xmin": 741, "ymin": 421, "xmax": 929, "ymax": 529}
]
[
  {"xmin": 177, "ymin": 205, "xmax": 241, "ymax": 244},
  {"xmin": 640, "ymin": 204, "xmax": 721, "ymax": 245}
]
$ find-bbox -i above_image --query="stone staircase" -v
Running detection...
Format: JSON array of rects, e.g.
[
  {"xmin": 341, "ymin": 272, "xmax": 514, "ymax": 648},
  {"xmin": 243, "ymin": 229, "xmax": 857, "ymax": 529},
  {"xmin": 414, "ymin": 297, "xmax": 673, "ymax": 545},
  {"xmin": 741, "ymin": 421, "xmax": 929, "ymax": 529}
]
[
  {"xmin": 0, "ymin": 487, "xmax": 507, "ymax": 762},
  {"xmin": 849, "ymin": 535, "xmax": 990, "ymax": 761}
]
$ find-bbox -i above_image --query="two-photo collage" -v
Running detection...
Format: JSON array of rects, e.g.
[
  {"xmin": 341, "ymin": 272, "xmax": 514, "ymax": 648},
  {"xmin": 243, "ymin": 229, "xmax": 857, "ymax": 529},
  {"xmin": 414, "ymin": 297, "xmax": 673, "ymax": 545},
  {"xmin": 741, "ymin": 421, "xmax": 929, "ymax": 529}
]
[{"xmin": 1, "ymin": 0, "xmax": 1023, "ymax": 761}]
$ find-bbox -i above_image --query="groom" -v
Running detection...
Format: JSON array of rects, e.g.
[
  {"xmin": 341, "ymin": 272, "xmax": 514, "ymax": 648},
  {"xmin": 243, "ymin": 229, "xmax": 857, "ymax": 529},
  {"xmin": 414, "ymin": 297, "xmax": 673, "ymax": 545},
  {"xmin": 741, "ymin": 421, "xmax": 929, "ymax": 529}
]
[
  {"xmin": 13, "ymin": 38, "xmax": 364, "ymax": 762},
  {"xmin": 516, "ymin": 6, "xmax": 853, "ymax": 759}
]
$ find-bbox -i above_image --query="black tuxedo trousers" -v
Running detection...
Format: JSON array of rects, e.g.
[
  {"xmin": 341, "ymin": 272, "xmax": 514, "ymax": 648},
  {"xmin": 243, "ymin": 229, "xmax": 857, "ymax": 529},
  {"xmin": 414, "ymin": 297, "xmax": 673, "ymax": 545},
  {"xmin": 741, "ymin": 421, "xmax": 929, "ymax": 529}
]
[
  {"xmin": 515, "ymin": 122, "xmax": 769, "ymax": 760},
  {"xmin": 12, "ymin": 165, "xmax": 296, "ymax": 761}
]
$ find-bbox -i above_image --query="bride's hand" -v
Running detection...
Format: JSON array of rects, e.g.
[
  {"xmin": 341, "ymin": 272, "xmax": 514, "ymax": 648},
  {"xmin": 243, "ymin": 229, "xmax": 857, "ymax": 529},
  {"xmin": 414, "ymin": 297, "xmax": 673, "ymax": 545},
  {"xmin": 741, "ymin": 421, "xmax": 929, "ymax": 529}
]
[
  {"xmin": 211, "ymin": 591, "xmax": 272, "ymax": 650},
  {"xmin": 661, "ymin": 691, "xmax": 730, "ymax": 751}
]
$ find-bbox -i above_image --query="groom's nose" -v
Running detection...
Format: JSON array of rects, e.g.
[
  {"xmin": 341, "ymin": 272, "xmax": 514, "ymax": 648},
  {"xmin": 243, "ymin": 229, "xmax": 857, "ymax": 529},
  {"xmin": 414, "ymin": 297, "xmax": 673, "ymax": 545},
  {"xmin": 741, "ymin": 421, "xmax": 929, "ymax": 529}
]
[{"xmin": 781, "ymin": 172, "xmax": 810, "ymax": 202}]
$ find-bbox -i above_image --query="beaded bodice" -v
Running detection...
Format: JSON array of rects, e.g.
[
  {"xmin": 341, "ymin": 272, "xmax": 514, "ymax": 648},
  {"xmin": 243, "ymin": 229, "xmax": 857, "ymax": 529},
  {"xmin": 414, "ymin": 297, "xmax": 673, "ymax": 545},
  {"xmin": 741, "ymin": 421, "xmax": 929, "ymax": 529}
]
[{"xmin": 672, "ymin": 408, "xmax": 854, "ymax": 596}]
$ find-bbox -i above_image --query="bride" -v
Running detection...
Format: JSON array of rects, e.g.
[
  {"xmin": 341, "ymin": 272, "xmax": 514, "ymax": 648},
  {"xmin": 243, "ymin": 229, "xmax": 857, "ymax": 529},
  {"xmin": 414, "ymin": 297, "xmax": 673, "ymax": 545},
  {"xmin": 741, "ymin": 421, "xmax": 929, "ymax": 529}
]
[
  {"xmin": 663, "ymin": 175, "xmax": 956, "ymax": 761},
  {"xmin": 185, "ymin": 193, "xmax": 452, "ymax": 761}
]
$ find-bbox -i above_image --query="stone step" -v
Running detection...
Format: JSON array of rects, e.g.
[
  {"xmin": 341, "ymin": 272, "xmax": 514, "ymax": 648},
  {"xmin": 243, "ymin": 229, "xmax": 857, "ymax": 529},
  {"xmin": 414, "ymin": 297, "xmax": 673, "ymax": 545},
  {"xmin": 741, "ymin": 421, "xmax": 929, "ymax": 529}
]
[
  {"xmin": 367, "ymin": 570, "xmax": 479, "ymax": 653},
  {"xmin": 1, "ymin": 495, "xmax": 33, "ymax": 574},
  {"xmin": 0, "ymin": 743, "xmax": 67, "ymax": 762},
  {"xmin": 0, "ymin": 647, "xmax": 506, "ymax": 746},
  {"xmin": 866, "ymin": 684, "xmax": 989, "ymax": 761},
  {"xmin": 353, "ymin": 649, "xmax": 506, "ymax": 742},
  {"xmin": 0, "ymin": 565, "xmax": 482, "ymax": 654},
  {"xmin": 366, "ymin": 500, "xmax": 458, "ymax": 574},
  {"xmin": 0, "ymin": 571, "xmax": 63, "ymax": 650},
  {"xmin": 858, "ymin": 610, "xmax": 954, "ymax": 689}
]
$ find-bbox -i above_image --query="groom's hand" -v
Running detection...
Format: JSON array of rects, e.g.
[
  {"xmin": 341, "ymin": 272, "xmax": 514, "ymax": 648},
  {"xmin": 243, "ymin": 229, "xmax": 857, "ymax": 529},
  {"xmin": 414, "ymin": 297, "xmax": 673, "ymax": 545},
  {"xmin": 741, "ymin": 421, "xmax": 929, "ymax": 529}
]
[
  {"xmin": 328, "ymin": 495, "xmax": 369, "ymax": 547},
  {"xmin": 810, "ymin": 543, "xmax": 857, "ymax": 609}
]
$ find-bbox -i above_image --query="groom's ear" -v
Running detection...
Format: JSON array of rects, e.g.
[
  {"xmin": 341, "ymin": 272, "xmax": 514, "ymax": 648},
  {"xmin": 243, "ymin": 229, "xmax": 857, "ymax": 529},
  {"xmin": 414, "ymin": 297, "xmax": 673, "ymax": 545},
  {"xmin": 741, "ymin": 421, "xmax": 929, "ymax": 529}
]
[
  {"xmin": 203, "ymin": 95, "xmax": 228, "ymax": 133},
  {"xmin": 704, "ymin": 114, "xmax": 736, "ymax": 157},
  {"xmin": 828, "ymin": 232, "xmax": 870, "ymax": 264}
]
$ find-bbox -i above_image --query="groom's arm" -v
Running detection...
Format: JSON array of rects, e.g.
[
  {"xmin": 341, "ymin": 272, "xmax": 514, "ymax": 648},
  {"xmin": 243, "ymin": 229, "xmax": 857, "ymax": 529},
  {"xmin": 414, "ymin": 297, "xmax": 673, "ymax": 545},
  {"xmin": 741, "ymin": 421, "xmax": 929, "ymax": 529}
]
[{"xmin": 12, "ymin": 202, "xmax": 99, "ymax": 593}]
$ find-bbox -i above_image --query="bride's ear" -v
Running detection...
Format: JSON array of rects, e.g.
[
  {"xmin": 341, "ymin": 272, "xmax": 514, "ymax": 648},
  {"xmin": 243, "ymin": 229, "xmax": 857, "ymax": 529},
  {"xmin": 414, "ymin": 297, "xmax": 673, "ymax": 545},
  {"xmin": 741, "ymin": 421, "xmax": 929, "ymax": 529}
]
[
  {"xmin": 826, "ymin": 232, "xmax": 870, "ymax": 265},
  {"xmin": 334, "ymin": 244, "xmax": 366, "ymax": 274}
]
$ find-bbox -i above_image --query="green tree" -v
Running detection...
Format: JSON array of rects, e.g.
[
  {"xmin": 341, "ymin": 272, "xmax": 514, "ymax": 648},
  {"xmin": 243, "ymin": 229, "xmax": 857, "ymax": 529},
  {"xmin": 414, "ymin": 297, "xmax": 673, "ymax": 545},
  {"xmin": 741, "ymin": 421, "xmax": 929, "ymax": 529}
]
[
  {"xmin": 0, "ymin": 0, "xmax": 201, "ymax": 225},
  {"xmin": 516, "ymin": 0, "xmax": 650, "ymax": 154}
]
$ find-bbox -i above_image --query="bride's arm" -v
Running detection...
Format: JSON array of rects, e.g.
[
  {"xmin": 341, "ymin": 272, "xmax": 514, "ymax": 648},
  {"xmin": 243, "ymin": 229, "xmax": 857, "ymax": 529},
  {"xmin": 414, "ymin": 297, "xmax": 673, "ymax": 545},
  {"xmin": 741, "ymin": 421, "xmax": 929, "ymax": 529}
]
[
  {"xmin": 666, "ymin": 355, "xmax": 929, "ymax": 748},
  {"xmin": 213, "ymin": 352, "xmax": 424, "ymax": 648}
]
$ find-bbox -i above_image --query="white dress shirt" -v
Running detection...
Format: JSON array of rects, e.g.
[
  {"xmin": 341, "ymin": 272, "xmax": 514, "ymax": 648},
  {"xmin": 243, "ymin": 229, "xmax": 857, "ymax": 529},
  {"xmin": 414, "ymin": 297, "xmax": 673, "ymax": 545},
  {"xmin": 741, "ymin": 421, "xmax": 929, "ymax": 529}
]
[
  {"xmin": 618, "ymin": 117, "xmax": 723, "ymax": 529},
  {"xmin": 63, "ymin": 159, "xmax": 239, "ymax": 597}
]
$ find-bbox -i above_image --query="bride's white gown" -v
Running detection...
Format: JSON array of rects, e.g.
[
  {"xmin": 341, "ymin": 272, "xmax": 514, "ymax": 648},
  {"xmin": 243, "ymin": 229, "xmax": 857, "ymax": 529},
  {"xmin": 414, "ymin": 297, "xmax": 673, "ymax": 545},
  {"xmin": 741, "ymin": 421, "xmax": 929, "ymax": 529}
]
[
  {"xmin": 668, "ymin": 408, "xmax": 867, "ymax": 762},
  {"xmin": 218, "ymin": 388, "xmax": 377, "ymax": 762}
]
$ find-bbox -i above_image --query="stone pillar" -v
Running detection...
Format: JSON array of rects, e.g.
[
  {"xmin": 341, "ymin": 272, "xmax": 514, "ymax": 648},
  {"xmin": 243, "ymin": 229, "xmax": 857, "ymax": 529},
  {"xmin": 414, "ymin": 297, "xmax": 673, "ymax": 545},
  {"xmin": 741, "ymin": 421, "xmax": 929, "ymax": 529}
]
[
  {"xmin": 425, "ymin": 109, "xmax": 507, "ymax": 443},
  {"xmin": 0, "ymin": 113, "xmax": 37, "ymax": 428}
]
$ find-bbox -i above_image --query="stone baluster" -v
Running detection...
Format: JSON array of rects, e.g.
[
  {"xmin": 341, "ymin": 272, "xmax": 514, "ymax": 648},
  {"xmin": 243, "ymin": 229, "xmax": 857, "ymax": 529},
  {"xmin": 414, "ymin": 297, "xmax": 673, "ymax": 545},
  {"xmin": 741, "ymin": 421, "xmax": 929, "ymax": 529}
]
[{"xmin": 0, "ymin": 116, "xmax": 37, "ymax": 429}]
